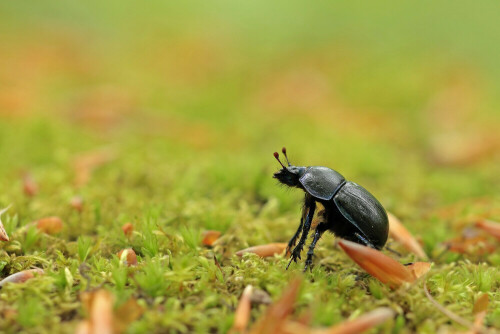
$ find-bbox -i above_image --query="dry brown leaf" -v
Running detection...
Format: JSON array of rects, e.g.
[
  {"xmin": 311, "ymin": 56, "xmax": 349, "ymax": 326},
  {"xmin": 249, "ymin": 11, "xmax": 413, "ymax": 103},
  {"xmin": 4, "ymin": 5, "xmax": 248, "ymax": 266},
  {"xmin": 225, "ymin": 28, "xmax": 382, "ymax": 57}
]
[
  {"xmin": 0, "ymin": 205, "xmax": 11, "ymax": 241},
  {"xmin": 338, "ymin": 239, "xmax": 414, "ymax": 288},
  {"xmin": 236, "ymin": 243, "xmax": 287, "ymax": 258},
  {"xmin": 387, "ymin": 212, "xmax": 427, "ymax": 259},
  {"xmin": 80, "ymin": 290, "xmax": 114, "ymax": 334},
  {"xmin": 117, "ymin": 248, "xmax": 138, "ymax": 266},
  {"xmin": 475, "ymin": 220, "xmax": 500, "ymax": 240},
  {"xmin": 0, "ymin": 268, "xmax": 44, "ymax": 287},
  {"xmin": 282, "ymin": 321, "xmax": 312, "ymax": 334},
  {"xmin": 22, "ymin": 173, "xmax": 38, "ymax": 197},
  {"xmin": 75, "ymin": 320, "xmax": 91, "ymax": 334},
  {"xmin": 468, "ymin": 293, "xmax": 489, "ymax": 333},
  {"xmin": 114, "ymin": 298, "xmax": 144, "ymax": 334},
  {"xmin": 230, "ymin": 285, "xmax": 253, "ymax": 333},
  {"xmin": 405, "ymin": 262, "xmax": 431, "ymax": 280},
  {"xmin": 443, "ymin": 232, "xmax": 496, "ymax": 255},
  {"xmin": 79, "ymin": 291, "xmax": 143, "ymax": 334},
  {"xmin": 121, "ymin": 223, "xmax": 134, "ymax": 237},
  {"xmin": 313, "ymin": 307, "xmax": 395, "ymax": 334},
  {"xmin": 472, "ymin": 293, "xmax": 489, "ymax": 315},
  {"xmin": 202, "ymin": 230, "xmax": 221, "ymax": 246},
  {"xmin": 36, "ymin": 216, "xmax": 63, "ymax": 234},
  {"xmin": 248, "ymin": 278, "xmax": 302, "ymax": 334}
]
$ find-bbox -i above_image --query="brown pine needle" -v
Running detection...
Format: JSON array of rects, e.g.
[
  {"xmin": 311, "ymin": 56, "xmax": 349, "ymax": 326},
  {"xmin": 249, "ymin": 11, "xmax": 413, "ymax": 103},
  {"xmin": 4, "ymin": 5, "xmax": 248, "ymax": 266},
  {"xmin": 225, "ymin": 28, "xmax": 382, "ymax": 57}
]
[
  {"xmin": 236, "ymin": 243, "xmax": 287, "ymax": 258},
  {"xmin": 388, "ymin": 212, "xmax": 428, "ymax": 259},
  {"xmin": 230, "ymin": 285, "xmax": 254, "ymax": 333},
  {"xmin": 313, "ymin": 307, "xmax": 395, "ymax": 334},
  {"xmin": 338, "ymin": 239, "xmax": 414, "ymax": 288}
]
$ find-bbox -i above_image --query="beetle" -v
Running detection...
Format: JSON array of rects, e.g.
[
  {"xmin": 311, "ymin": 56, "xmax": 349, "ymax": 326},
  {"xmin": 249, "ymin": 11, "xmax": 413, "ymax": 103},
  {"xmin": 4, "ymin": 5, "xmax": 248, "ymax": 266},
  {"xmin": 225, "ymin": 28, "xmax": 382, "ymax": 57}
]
[{"xmin": 273, "ymin": 147, "xmax": 389, "ymax": 271}]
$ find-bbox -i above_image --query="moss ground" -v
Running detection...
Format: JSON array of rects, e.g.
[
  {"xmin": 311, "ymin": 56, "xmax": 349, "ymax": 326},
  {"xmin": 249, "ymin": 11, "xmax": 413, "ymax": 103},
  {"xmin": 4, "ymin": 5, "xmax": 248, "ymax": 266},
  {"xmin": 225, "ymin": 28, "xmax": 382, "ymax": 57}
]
[{"xmin": 0, "ymin": 1, "xmax": 500, "ymax": 333}]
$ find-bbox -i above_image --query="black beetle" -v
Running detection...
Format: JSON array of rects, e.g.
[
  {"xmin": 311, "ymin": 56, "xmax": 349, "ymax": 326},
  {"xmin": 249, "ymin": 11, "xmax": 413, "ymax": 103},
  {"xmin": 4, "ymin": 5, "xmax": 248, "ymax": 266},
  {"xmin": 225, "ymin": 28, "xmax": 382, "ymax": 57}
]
[{"xmin": 273, "ymin": 147, "xmax": 389, "ymax": 271}]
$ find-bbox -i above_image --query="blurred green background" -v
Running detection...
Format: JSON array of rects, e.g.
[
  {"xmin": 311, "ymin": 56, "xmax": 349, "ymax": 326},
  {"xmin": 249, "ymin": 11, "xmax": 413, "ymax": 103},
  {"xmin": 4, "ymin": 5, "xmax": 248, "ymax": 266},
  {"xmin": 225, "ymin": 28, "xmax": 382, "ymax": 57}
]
[
  {"xmin": 0, "ymin": 1, "xmax": 500, "ymax": 332},
  {"xmin": 1, "ymin": 1, "xmax": 499, "ymax": 201}
]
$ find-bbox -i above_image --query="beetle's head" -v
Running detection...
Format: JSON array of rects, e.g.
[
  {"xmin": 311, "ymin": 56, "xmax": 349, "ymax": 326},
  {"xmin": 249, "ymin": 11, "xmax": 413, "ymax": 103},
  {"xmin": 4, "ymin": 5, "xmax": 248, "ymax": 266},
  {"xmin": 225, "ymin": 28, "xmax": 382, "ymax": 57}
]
[{"xmin": 273, "ymin": 148, "xmax": 306, "ymax": 188}]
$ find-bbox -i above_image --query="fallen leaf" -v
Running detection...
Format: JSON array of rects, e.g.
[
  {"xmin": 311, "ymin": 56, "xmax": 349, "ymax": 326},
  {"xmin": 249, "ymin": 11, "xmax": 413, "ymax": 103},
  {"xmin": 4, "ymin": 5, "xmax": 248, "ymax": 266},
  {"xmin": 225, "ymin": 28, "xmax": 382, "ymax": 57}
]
[
  {"xmin": 282, "ymin": 321, "xmax": 312, "ymax": 334},
  {"xmin": 117, "ymin": 248, "xmax": 138, "ymax": 266},
  {"xmin": 467, "ymin": 293, "xmax": 489, "ymax": 334},
  {"xmin": 338, "ymin": 239, "xmax": 414, "ymax": 288},
  {"xmin": 236, "ymin": 243, "xmax": 287, "ymax": 258},
  {"xmin": 0, "ymin": 268, "xmax": 44, "ymax": 287},
  {"xmin": 313, "ymin": 307, "xmax": 395, "ymax": 334},
  {"xmin": 0, "ymin": 205, "xmax": 11, "ymax": 241},
  {"xmin": 230, "ymin": 285, "xmax": 253, "ymax": 333},
  {"xmin": 387, "ymin": 212, "xmax": 427, "ymax": 259},
  {"xmin": 79, "ymin": 291, "xmax": 143, "ymax": 334},
  {"xmin": 472, "ymin": 293, "xmax": 489, "ymax": 315},
  {"xmin": 36, "ymin": 216, "xmax": 63, "ymax": 234},
  {"xmin": 121, "ymin": 223, "xmax": 133, "ymax": 237},
  {"xmin": 248, "ymin": 278, "xmax": 302, "ymax": 334},
  {"xmin": 114, "ymin": 298, "xmax": 144, "ymax": 334},
  {"xmin": 475, "ymin": 220, "xmax": 500, "ymax": 240},
  {"xmin": 80, "ymin": 290, "xmax": 114, "ymax": 334},
  {"xmin": 405, "ymin": 262, "xmax": 431, "ymax": 280},
  {"xmin": 75, "ymin": 320, "xmax": 91, "ymax": 334},
  {"xmin": 22, "ymin": 173, "xmax": 38, "ymax": 197},
  {"xmin": 202, "ymin": 230, "xmax": 221, "ymax": 246},
  {"xmin": 443, "ymin": 231, "xmax": 496, "ymax": 255}
]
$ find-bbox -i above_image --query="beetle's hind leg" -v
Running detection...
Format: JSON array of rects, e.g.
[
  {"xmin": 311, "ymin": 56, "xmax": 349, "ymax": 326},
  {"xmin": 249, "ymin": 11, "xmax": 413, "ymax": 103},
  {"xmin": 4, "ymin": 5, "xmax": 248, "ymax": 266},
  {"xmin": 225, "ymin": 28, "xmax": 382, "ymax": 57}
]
[{"xmin": 304, "ymin": 223, "xmax": 327, "ymax": 272}]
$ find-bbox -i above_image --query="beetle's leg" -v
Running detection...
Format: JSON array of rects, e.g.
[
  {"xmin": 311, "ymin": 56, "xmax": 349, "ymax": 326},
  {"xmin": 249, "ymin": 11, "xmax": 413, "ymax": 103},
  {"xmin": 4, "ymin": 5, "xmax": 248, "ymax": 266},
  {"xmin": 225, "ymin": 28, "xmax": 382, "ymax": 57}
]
[
  {"xmin": 385, "ymin": 244, "xmax": 402, "ymax": 257},
  {"xmin": 304, "ymin": 224, "xmax": 326, "ymax": 272},
  {"xmin": 287, "ymin": 196, "xmax": 316, "ymax": 269},
  {"xmin": 354, "ymin": 232, "xmax": 376, "ymax": 249},
  {"xmin": 286, "ymin": 216, "xmax": 303, "ymax": 257}
]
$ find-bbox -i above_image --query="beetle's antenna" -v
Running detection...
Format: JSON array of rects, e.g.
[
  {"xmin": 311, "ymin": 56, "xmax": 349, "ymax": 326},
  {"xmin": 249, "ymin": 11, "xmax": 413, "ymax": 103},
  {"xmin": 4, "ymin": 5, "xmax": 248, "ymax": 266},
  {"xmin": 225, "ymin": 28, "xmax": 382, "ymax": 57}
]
[
  {"xmin": 273, "ymin": 152, "xmax": 286, "ymax": 168},
  {"xmin": 282, "ymin": 147, "xmax": 291, "ymax": 166}
]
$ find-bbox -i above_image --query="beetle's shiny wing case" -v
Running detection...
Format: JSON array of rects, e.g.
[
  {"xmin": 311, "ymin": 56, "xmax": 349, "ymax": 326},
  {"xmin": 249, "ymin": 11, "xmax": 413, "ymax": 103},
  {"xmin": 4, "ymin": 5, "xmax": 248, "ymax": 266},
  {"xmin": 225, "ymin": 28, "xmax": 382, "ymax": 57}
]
[
  {"xmin": 299, "ymin": 167, "xmax": 344, "ymax": 201},
  {"xmin": 333, "ymin": 181, "xmax": 389, "ymax": 248}
]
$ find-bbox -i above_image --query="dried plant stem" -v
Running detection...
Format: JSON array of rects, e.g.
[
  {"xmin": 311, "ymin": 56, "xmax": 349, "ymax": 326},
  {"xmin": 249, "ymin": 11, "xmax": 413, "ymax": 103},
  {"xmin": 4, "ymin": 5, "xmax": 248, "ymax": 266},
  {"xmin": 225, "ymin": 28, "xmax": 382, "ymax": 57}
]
[{"xmin": 423, "ymin": 280, "xmax": 473, "ymax": 329}]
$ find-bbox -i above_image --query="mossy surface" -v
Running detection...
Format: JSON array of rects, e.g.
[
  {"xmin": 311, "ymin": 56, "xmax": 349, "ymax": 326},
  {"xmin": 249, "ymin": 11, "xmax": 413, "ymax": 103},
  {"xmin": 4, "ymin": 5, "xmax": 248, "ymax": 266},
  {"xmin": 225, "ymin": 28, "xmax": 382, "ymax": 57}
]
[{"xmin": 1, "ymin": 1, "xmax": 500, "ymax": 333}]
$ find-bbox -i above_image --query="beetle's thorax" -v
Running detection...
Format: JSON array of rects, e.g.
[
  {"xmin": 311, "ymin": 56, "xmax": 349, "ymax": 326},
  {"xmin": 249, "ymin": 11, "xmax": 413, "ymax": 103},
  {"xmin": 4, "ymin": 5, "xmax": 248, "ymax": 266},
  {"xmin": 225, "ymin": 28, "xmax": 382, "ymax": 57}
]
[{"xmin": 273, "ymin": 165, "xmax": 307, "ymax": 188}]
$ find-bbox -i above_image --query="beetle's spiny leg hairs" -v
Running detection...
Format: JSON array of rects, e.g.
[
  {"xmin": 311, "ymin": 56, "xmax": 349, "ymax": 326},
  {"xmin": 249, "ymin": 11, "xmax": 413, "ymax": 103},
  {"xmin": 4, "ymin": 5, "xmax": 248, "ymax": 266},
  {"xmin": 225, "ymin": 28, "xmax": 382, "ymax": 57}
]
[
  {"xmin": 354, "ymin": 232, "xmax": 376, "ymax": 249},
  {"xmin": 304, "ymin": 224, "xmax": 326, "ymax": 272},
  {"xmin": 290, "ymin": 196, "xmax": 316, "ymax": 267},
  {"xmin": 273, "ymin": 152, "xmax": 286, "ymax": 169},
  {"xmin": 281, "ymin": 147, "xmax": 291, "ymax": 167}
]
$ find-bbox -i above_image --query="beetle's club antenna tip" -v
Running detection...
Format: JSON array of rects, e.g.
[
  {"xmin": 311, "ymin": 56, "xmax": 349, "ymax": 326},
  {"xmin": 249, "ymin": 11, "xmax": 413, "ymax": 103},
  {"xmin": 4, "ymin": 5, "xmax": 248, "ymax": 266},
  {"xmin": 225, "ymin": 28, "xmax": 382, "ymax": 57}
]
[
  {"xmin": 281, "ymin": 147, "xmax": 291, "ymax": 166},
  {"xmin": 273, "ymin": 152, "xmax": 286, "ymax": 168}
]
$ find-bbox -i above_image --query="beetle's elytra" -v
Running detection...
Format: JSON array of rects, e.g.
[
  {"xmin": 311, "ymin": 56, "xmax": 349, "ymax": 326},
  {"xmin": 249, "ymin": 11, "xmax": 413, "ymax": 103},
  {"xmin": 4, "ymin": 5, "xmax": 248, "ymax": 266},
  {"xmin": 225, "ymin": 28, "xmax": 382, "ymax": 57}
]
[{"xmin": 273, "ymin": 147, "xmax": 389, "ymax": 271}]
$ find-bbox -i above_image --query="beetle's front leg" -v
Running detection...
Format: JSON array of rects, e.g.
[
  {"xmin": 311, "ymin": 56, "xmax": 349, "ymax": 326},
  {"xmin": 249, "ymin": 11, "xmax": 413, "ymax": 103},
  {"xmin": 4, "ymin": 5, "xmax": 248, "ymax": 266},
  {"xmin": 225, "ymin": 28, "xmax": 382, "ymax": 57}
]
[
  {"xmin": 287, "ymin": 196, "xmax": 316, "ymax": 269},
  {"xmin": 286, "ymin": 216, "xmax": 303, "ymax": 257}
]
